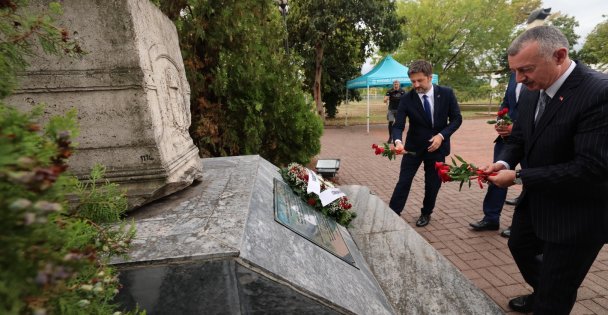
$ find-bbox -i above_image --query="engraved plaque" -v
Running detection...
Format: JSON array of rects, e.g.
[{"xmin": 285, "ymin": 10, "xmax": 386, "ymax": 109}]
[{"xmin": 274, "ymin": 179, "xmax": 356, "ymax": 266}]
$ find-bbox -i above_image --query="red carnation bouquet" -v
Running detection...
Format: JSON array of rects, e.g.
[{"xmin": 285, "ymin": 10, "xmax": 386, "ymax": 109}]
[
  {"xmin": 371, "ymin": 143, "xmax": 415, "ymax": 160},
  {"xmin": 435, "ymin": 155, "xmax": 497, "ymax": 190},
  {"xmin": 487, "ymin": 108, "xmax": 512, "ymax": 126}
]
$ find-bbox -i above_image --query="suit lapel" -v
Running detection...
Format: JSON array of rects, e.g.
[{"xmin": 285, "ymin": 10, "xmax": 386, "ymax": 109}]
[
  {"xmin": 530, "ymin": 63, "xmax": 585, "ymax": 145},
  {"xmin": 518, "ymin": 88, "xmax": 537, "ymax": 143},
  {"xmin": 433, "ymin": 85, "xmax": 441, "ymax": 123}
]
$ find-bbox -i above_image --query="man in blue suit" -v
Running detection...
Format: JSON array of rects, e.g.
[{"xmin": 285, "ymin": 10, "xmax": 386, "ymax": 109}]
[
  {"xmin": 470, "ymin": 74, "xmax": 520, "ymax": 232},
  {"xmin": 389, "ymin": 60, "xmax": 462, "ymax": 227},
  {"xmin": 486, "ymin": 26, "xmax": 608, "ymax": 314}
]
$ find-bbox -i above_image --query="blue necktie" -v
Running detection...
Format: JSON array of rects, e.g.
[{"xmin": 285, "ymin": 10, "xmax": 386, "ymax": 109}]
[{"xmin": 423, "ymin": 95, "xmax": 433, "ymax": 125}]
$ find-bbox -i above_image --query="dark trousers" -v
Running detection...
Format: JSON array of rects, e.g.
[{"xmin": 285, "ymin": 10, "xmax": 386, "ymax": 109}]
[
  {"xmin": 389, "ymin": 152, "xmax": 444, "ymax": 216},
  {"xmin": 508, "ymin": 202, "xmax": 604, "ymax": 315},
  {"xmin": 482, "ymin": 140, "xmax": 507, "ymax": 223}
]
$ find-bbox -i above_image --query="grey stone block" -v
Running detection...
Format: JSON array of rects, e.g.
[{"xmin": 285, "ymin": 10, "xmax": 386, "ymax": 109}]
[
  {"xmin": 113, "ymin": 156, "xmax": 394, "ymax": 314},
  {"xmin": 8, "ymin": 0, "xmax": 203, "ymax": 208},
  {"xmin": 342, "ymin": 185, "xmax": 504, "ymax": 315}
]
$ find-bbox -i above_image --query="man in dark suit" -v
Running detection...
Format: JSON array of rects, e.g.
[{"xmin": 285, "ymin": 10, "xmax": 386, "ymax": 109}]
[
  {"xmin": 486, "ymin": 26, "xmax": 608, "ymax": 314},
  {"xmin": 389, "ymin": 60, "xmax": 462, "ymax": 227},
  {"xmin": 384, "ymin": 80, "xmax": 405, "ymax": 143},
  {"xmin": 470, "ymin": 74, "xmax": 520, "ymax": 232}
]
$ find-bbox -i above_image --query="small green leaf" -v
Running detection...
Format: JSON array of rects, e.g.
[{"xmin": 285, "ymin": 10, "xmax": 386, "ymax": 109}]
[{"xmin": 48, "ymin": 2, "xmax": 63, "ymax": 15}]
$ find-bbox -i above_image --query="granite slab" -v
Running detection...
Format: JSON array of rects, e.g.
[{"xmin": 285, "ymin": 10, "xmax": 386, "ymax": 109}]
[
  {"xmin": 341, "ymin": 185, "xmax": 504, "ymax": 315},
  {"xmin": 113, "ymin": 156, "xmax": 394, "ymax": 314}
]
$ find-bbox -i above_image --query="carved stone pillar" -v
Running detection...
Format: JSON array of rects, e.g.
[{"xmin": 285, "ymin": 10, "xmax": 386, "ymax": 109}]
[{"xmin": 7, "ymin": 0, "xmax": 203, "ymax": 208}]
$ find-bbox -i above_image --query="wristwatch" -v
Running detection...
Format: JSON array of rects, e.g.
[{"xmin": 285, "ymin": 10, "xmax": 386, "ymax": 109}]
[{"xmin": 513, "ymin": 170, "xmax": 522, "ymax": 185}]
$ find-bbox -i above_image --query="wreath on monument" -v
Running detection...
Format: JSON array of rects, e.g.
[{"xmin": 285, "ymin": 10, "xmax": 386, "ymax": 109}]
[{"xmin": 279, "ymin": 163, "xmax": 356, "ymax": 227}]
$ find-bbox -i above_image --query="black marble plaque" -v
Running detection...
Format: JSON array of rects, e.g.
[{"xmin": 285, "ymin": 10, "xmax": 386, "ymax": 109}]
[{"xmin": 273, "ymin": 179, "xmax": 356, "ymax": 266}]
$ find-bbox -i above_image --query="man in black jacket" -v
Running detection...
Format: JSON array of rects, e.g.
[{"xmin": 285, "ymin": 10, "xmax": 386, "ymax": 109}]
[
  {"xmin": 486, "ymin": 26, "xmax": 608, "ymax": 314},
  {"xmin": 384, "ymin": 80, "xmax": 405, "ymax": 143}
]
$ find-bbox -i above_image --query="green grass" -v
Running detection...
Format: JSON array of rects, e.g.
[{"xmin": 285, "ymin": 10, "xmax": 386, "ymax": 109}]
[{"xmin": 325, "ymin": 99, "xmax": 499, "ymax": 126}]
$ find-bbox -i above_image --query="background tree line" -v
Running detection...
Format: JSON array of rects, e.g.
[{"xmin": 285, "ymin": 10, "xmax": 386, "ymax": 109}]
[{"xmin": 154, "ymin": 0, "xmax": 608, "ymax": 164}]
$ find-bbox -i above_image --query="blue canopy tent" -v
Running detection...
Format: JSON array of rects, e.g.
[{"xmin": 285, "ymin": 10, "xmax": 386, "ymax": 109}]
[{"xmin": 346, "ymin": 55, "xmax": 438, "ymax": 133}]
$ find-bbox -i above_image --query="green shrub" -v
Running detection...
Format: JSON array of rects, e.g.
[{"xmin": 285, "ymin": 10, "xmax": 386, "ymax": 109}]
[
  {"xmin": 156, "ymin": 0, "xmax": 323, "ymax": 166},
  {"xmin": 1, "ymin": 2, "xmax": 140, "ymax": 314},
  {"xmin": 0, "ymin": 105, "xmax": 139, "ymax": 314}
]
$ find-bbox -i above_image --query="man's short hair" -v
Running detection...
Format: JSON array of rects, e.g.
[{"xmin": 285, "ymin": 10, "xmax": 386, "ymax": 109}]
[
  {"xmin": 507, "ymin": 25, "xmax": 569, "ymax": 59},
  {"xmin": 408, "ymin": 60, "xmax": 433, "ymax": 77}
]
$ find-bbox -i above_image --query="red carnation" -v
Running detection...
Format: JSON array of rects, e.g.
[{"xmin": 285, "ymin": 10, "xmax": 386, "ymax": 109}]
[
  {"xmin": 487, "ymin": 108, "xmax": 513, "ymax": 126},
  {"xmin": 371, "ymin": 143, "xmax": 415, "ymax": 160}
]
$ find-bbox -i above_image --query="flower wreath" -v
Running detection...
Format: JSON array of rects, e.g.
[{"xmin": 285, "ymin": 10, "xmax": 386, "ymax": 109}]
[{"xmin": 279, "ymin": 163, "xmax": 356, "ymax": 226}]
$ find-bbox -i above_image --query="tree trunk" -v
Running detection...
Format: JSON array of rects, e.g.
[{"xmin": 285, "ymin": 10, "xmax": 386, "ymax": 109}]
[{"xmin": 313, "ymin": 42, "xmax": 324, "ymax": 119}]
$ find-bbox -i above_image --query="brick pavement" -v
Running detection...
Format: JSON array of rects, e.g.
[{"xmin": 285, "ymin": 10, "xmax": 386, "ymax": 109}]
[{"xmin": 317, "ymin": 119, "xmax": 608, "ymax": 314}]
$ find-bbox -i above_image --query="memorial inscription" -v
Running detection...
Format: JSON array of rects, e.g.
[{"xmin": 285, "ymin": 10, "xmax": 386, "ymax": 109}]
[{"xmin": 273, "ymin": 179, "xmax": 356, "ymax": 266}]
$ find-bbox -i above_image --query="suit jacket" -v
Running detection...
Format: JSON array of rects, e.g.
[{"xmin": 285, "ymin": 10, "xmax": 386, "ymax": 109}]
[
  {"xmin": 495, "ymin": 74, "xmax": 520, "ymax": 144},
  {"xmin": 499, "ymin": 62, "xmax": 608, "ymax": 244},
  {"xmin": 392, "ymin": 84, "xmax": 462, "ymax": 157}
]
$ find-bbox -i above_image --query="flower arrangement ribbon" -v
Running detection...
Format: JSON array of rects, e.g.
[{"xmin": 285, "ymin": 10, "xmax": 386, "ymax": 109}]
[{"xmin": 279, "ymin": 163, "xmax": 355, "ymax": 226}]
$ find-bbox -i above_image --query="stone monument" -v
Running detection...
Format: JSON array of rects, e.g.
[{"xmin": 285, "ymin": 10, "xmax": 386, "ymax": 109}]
[
  {"xmin": 6, "ymin": 0, "xmax": 203, "ymax": 207},
  {"xmin": 113, "ymin": 156, "xmax": 395, "ymax": 314}
]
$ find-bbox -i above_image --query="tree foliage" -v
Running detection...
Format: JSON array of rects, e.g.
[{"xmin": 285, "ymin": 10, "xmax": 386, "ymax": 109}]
[
  {"xmin": 580, "ymin": 16, "xmax": 608, "ymax": 71},
  {"xmin": 547, "ymin": 13, "xmax": 580, "ymax": 58},
  {"xmin": 393, "ymin": 0, "xmax": 540, "ymax": 101},
  {"xmin": 287, "ymin": 0, "xmax": 403, "ymax": 118},
  {"xmin": 154, "ymin": 0, "xmax": 322, "ymax": 166},
  {"xmin": 0, "ymin": 2, "xmax": 138, "ymax": 314},
  {"xmin": 0, "ymin": 0, "xmax": 82, "ymax": 98}
]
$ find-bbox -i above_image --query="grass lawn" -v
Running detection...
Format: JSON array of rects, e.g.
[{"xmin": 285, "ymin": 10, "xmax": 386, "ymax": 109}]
[{"xmin": 324, "ymin": 98, "xmax": 500, "ymax": 126}]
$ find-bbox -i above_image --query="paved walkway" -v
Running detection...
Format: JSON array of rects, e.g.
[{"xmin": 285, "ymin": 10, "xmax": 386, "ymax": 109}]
[{"xmin": 317, "ymin": 119, "xmax": 608, "ymax": 314}]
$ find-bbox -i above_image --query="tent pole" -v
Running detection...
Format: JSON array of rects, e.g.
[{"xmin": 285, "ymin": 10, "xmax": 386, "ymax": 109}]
[
  {"xmin": 345, "ymin": 87, "xmax": 349, "ymax": 126},
  {"xmin": 366, "ymin": 83, "xmax": 370, "ymax": 134}
]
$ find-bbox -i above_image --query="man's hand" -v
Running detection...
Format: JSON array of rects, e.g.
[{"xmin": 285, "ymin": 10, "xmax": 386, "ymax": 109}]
[
  {"xmin": 395, "ymin": 141, "xmax": 405, "ymax": 154},
  {"xmin": 487, "ymin": 169, "xmax": 516, "ymax": 188},
  {"xmin": 427, "ymin": 135, "xmax": 443, "ymax": 152},
  {"xmin": 481, "ymin": 162, "xmax": 506, "ymax": 174},
  {"xmin": 495, "ymin": 123, "xmax": 512, "ymax": 137}
]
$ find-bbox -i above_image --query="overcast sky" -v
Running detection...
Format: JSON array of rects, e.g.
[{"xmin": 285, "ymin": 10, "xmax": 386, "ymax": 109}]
[
  {"xmin": 362, "ymin": 1, "xmax": 607, "ymax": 74},
  {"xmin": 543, "ymin": 0, "xmax": 608, "ymax": 45}
]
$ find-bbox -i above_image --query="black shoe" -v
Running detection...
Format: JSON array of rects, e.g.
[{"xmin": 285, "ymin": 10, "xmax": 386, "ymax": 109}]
[
  {"xmin": 508, "ymin": 294, "xmax": 534, "ymax": 313},
  {"xmin": 505, "ymin": 196, "xmax": 520, "ymax": 206},
  {"xmin": 501, "ymin": 227, "xmax": 511, "ymax": 238},
  {"xmin": 469, "ymin": 220, "xmax": 499, "ymax": 231},
  {"xmin": 415, "ymin": 214, "xmax": 431, "ymax": 227}
]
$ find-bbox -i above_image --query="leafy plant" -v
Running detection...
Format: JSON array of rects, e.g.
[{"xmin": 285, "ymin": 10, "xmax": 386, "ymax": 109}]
[
  {"xmin": 0, "ymin": 1, "xmax": 139, "ymax": 314},
  {"xmin": 0, "ymin": 1, "xmax": 83, "ymax": 98},
  {"xmin": 155, "ymin": 0, "xmax": 322, "ymax": 166},
  {"xmin": 0, "ymin": 105, "xmax": 138, "ymax": 315}
]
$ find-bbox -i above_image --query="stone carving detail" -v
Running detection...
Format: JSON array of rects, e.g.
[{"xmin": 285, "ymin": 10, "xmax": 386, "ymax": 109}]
[{"xmin": 5, "ymin": 0, "xmax": 203, "ymax": 208}]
